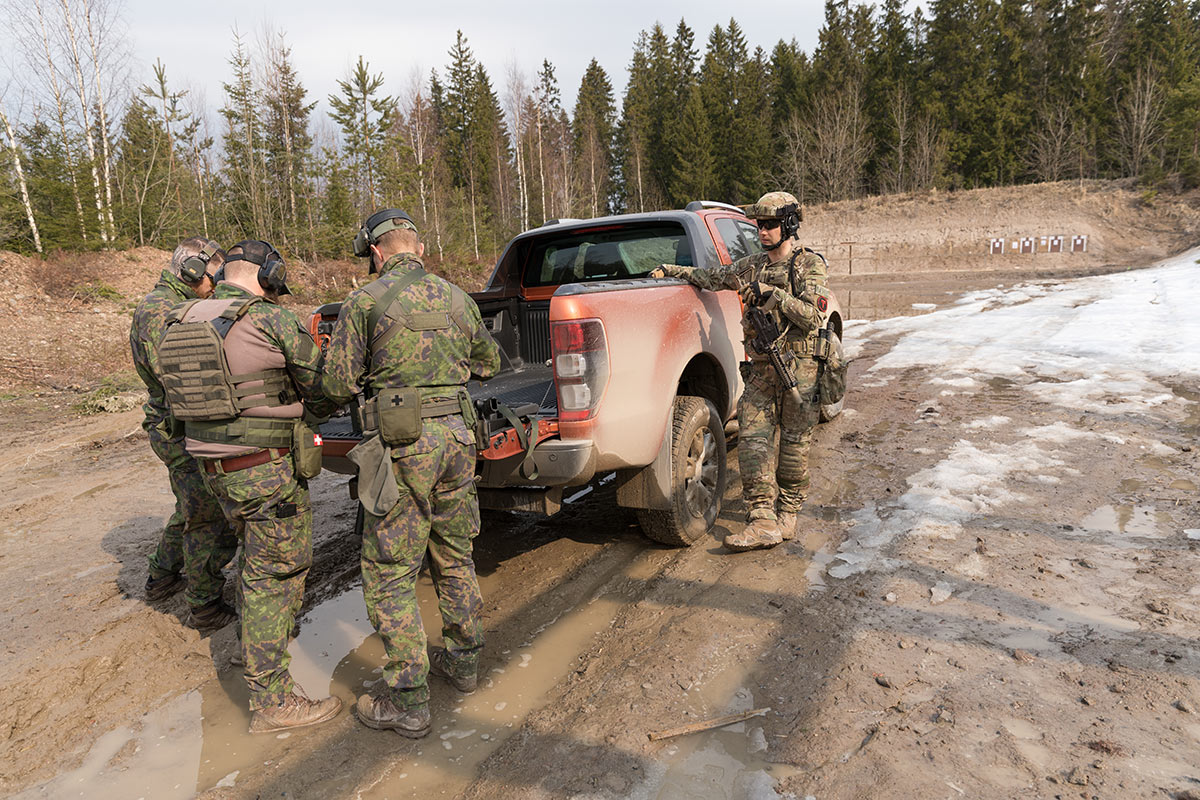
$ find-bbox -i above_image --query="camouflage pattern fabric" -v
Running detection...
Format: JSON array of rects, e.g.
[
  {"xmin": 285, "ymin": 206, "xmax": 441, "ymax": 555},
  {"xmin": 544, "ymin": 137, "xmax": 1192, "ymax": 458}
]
[
  {"xmin": 322, "ymin": 254, "xmax": 501, "ymax": 397},
  {"xmin": 660, "ymin": 248, "xmax": 829, "ymax": 343},
  {"xmin": 201, "ymin": 454, "xmax": 311, "ymax": 709},
  {"xmin": 323, "ymin": 252, "xmax": 500, "ymax": 710},
  {"xmin": 147, "ymin": 425, "xmax": 237, "ymax": 605},
  {"xmin": 189, "ymin": 283, "xmax": 334, "ymax": 710},
  {"xmin": 738, "ymin": 358, "xmax": 820, "ymax": 520},
  {"xmin": 661, "ymin": 247, "xmax": 829, "ymax": 520},
  {"xmin": 132, "ymin": 269, "xmax": 237, "ymax": 595},
  {"xmin": 131, "ymin": 270, "xmax": 197, "ymax": 435},
  {"xmin": 360, "ymin": 415, "xmax": 484, "ymax": 708},
  {"xmin": 206, "ymin": 283, "xmax": 338, "ymax": 420}
]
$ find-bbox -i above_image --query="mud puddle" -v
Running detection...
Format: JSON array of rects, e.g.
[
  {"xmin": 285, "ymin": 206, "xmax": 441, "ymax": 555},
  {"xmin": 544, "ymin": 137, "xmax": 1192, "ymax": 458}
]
[{"xmin": 23, "ymin": 536, "xmax": 653, "ymax": 799}]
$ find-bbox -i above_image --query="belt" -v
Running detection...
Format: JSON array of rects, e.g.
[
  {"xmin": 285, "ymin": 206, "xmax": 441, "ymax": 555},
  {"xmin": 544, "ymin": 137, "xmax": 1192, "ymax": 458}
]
[
  {"xmin": 202, "ymin": 447, "xmax": 290, "ymax": 474},
  {"xmin": 749, "ymin": 337, "xmax": 830, "ymax": 359},
  {"xmin": 357, "ymin": 395, "xmax": 464, "ymax": 431}
]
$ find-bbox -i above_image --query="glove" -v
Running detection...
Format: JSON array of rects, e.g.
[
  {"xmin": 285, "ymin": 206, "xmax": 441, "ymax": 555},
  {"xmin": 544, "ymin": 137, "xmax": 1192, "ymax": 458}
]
[
  {"xmin": 648, "ymin": 266, "xmax": 668, "ymax": 279},
  {"xmin": 738, "ymin": 281, "xmax": 778, "ymax": 310}
]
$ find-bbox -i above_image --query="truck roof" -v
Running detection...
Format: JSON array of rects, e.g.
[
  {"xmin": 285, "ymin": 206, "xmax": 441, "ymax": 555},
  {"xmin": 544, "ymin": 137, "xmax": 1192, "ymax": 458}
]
[{"xmin": 482, "ymin": 207, "xmax": 749, "ymax": 294}]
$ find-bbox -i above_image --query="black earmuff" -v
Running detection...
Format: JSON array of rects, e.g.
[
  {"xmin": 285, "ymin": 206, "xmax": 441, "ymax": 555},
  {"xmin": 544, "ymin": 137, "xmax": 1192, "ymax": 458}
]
[
  {"xmin": 258, "ymin": 258, "xmax": 290, "ymax": 296},
  {"xmin": 781, "ymin": 204, "xmax": 802, "ymax": 241},
  {"xmin": 180, "ymin": 241, "xmax": 218, "ymax": 284},
  {"xmin": 226, "ymin": 240, "xmax": 290, "ymax": 296}
]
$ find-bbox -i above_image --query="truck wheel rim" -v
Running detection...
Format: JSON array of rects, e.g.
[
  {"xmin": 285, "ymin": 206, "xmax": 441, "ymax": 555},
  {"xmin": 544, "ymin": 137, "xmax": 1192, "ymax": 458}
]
[{"xmin": 684, "ymin": 427, "xmax": 717, "ymax": 518}]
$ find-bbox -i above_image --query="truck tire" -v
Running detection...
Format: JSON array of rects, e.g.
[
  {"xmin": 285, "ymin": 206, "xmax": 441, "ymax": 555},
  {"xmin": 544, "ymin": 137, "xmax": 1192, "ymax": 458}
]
[
  {"xmin": 637, "ymin": 396, "xmax": 727, "ymax": 546},
  {"xmin": 819, "ymin": 330, "xmax": 846, "ymax": 423}
]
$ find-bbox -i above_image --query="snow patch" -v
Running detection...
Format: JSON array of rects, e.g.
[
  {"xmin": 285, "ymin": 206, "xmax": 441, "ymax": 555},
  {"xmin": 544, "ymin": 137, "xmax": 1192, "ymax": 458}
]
[{"xmin": 964, "ymin": 415, "xmax": 1010, "ymax": 430}]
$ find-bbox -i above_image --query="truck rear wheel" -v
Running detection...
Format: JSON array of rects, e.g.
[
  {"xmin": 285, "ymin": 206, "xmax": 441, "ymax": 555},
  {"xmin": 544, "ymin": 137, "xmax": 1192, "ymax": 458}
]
[{"xmin": 637, "ymin": 396, "xmax": 727, "ymax": 546}]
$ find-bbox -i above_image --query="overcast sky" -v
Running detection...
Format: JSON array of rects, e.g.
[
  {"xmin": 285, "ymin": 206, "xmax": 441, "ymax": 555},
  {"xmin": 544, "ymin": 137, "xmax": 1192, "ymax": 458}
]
[{"xmin": 123, "ymin": 0, "xmax": 839, "ymax": 127}]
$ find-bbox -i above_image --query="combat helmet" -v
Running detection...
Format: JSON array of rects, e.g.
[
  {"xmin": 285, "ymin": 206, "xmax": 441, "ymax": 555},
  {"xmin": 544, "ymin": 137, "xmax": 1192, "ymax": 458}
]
[{"xmin": 744, "ymin": 191, "xmax": 802, "ymax": 249}]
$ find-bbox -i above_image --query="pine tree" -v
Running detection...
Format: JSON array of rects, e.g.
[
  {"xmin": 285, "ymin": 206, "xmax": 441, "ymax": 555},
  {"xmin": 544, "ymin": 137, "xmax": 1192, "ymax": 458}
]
[
  {"xmin": 572, "ymin": 59, "xmax": 616, "ymax": 217},
  {"xmin": 263, "ymin": 32, "xmax": 315, "ymax": 246},
  {"xmin": 328, "ymin": 55, "xmax": 393, "ymax": 211},
  {"xmin": 219, "ymin": 31, "xmax": 264, "ymax": 236},
  {"xmin": 615, "ymin": 31, "xmax": 659, "ymax": 212},
  {"xmin": 114, "ymin": 96, "xmax": 171, "ymax": 246},
  {"xmin": 667, "ymin": 82, "xmax": 715, "ymax": 205}
]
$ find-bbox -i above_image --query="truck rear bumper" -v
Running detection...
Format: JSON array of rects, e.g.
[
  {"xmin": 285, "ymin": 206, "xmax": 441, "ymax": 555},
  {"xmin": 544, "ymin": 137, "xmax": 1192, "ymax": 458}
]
[{"xmin": 477, "ymin": 437, "xmax": 596, "ymax": 488}]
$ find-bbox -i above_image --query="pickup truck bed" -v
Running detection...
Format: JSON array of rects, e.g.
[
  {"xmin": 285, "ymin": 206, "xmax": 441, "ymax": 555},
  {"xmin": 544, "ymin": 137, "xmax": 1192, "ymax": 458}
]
[{"xmin": 311, "ymin": 202, "xmax": 845, "ymax": 546}]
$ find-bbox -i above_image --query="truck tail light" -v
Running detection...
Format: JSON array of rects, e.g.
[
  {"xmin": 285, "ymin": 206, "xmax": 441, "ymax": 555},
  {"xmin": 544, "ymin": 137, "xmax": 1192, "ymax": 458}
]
[{"xmin": 551, "ymin": 318, "xmax": 609, "ymax": 421}]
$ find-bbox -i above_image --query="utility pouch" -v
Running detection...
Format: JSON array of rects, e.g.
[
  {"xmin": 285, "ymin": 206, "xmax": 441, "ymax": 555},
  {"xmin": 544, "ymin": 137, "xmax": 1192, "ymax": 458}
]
[
  {"xmin": 293, "ymin": 419, "xmax": 323, "ymax": 479},
  {"xmin": 376, "ymin": 387, "xmax": 423, "ymax": 446},
  {"xmin": 816, "ymin": 328, "xmax": 848, "ymax": 406}
]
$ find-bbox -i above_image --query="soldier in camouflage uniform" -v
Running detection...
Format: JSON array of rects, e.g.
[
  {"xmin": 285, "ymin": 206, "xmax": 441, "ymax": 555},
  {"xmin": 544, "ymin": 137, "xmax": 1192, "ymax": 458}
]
[
  {"xmin": 129, "ymin": 237, "xmax": 239, "ymax": 629},
  {"xmin": 651, "ymin": 191, "xmax": 832, "ymax": 551},
  {"xmin": 322, "ymin": 209, "xmax": 500, "ymax": 738},
  {"xmin": 160, "ymin": 240, "xmax": 341, "ymax": 733}
]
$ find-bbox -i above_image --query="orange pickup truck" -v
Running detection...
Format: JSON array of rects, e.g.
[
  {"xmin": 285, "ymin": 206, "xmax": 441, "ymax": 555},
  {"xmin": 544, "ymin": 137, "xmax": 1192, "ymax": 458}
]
[{"xmin": 310, "ymin": 202, "xmax": 844, "ymax": 545}]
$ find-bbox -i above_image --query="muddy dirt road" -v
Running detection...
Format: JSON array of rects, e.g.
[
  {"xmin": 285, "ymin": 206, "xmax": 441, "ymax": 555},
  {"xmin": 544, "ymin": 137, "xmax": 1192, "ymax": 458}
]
[{"xmin": 3, "ymin": 250, "xmax": 1200, "ymax": 795}]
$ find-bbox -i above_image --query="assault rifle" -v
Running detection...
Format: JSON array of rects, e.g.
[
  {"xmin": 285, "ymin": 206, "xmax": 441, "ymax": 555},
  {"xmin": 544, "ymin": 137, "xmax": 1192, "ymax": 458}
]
[{"xmin": 741, "ymin": 281, "xmax": 803, "ymax": 405}]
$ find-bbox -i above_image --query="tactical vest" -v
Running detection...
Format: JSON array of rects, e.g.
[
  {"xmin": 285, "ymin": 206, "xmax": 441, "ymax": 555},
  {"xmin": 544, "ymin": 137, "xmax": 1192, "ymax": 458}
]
[
  {"xmin": 746, "ymin": 249, "xmax": 833, "ymax": 358},
  {"xmin": 159, "ymin": 297, "xmax": 297, "ymax": 448},
  {"xmin": 352, "ymin": 265, "xmax": 477, "ymax": 435},
  {"xmin": 363, "ymin": 265, "xmax": 472, "ymax": 375}
]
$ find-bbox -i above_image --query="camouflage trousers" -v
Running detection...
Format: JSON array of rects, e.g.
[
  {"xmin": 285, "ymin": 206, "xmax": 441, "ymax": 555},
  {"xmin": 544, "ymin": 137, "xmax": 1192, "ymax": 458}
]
[
  {"xmin": 146, "ymin": 423, "xmax": 238, "ymax": 608},
  {"xmin": 361, "ymin": 415, "xmax": 484, "ymax": 710},
  {"xmin": 200, "ymin": 452, "xmax": 311, "ymax": 711},
  {"xmin": 738, "ymin": 357, "xmax": 821, "ymax": 521}
]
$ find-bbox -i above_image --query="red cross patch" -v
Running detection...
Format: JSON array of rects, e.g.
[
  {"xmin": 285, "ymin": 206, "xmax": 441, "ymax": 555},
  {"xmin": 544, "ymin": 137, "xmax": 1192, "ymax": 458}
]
[
  {"xmin": 313, "ymin": 434, "xmax": 323, "ymax": 447},
  {"xmin": 817, "ymin": 296, "xmax": 828, "ymax": 312}
]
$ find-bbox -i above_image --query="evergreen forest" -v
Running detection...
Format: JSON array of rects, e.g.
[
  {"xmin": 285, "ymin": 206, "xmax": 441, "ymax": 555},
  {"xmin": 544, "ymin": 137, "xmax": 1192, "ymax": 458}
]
[{"xmin": 1, "ymin": 0, "xmax": 1197, "ymax": 265}]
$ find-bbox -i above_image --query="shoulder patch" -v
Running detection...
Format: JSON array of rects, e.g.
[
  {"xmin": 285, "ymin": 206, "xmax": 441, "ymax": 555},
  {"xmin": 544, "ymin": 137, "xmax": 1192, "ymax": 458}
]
[{"xmin": 817, "ymin": 296, "xmax": 828, "ymax": 313}]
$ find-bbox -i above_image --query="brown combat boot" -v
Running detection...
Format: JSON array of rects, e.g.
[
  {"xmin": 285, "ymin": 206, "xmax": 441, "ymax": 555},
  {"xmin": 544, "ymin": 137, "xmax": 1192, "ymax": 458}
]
[
  {"xmin": 723, "ymin": 518, "xmax": 783, "ymax": 552},
  {"xmin": 248, "ymin": 688, "xmax": 341, "ymax": 734},
  {"xmin": 187, "ymin": 599, "xmax": 238, "ymax": 631},
  {"xmin": 355, "ymin": 694, "xmax": 431, "ymax": 738},
  {"xmin": 429, "ymin": 646, "xmax": 478, "ymax": 694},
  {"xmin": 776, "ymin": 511, "xmax": 799, "ymax": 541},
  {"xmin": 144, "ymin": 572, "xmax": 183, "ymax": 601}
]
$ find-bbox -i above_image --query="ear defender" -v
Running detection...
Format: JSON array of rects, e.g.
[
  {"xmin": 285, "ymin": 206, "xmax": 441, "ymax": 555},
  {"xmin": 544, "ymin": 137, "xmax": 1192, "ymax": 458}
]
[
  {"xmin": 180, "ymin": 241, "xmax": 219, "ymax": 283},
  {"xmin": 258, "ymin": 257, "xmax": 290, "ymax": 296}
]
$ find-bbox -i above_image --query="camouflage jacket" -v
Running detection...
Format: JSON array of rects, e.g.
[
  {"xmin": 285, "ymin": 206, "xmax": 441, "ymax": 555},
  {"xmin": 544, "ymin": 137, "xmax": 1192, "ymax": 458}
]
[
  {"xmin": 321, "ymin": 254, "xmax": 501, "ymax": 406},
  {"xmin": 207, "ymin": 283, "xmax": 337, "ymax": 419},
  {"xmin": 660, "ymin": 246, "xmax": 830, "ymax": 342},
  {"xmin": 130, "ymin": 269, "xmax": 202, "ymax": 434}
]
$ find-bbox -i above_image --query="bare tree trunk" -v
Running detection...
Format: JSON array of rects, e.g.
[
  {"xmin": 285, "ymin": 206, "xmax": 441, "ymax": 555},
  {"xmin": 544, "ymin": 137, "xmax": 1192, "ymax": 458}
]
[
  {"xmin": 81, "ymin": 0, "xmax": 115, "ymax": 241},
  {"xmin": 536, "ymin": 107, "xmax": 546, "ymax": 223},
  {"xmin": 34, "ymin": 0, "xmax": 87, "ymax": 240},
  {"xmin": 504, "ymin": 66, "xmax": 528, "ymax": 231},
  {"xmin": 559, "ymin": 117, "xmax": 570, "ymax": 218},
  {"xmin": 588, "ymin": 126, "xmax": 598, "ymax": 218},
  {"xmin": 432, "ymin": 171, "xmax": 444, "ymax": 259},
  {"xmin": 58, "ymin": 0, "xmax": 109, "ymax": 245},
  {"xmin": 2, "ymin": 106, "xmax": 43, "ymax": 253},
  {"xmin": 405, "ymin": 73, "xmax": 430, "ymax": 223},
  {"xmin": 194, "ymin": 140, "xmax": 209, "ymax": 236},
  {"xmin": 1115, "ymin": 65, "xmax": 1164, "ymax": 179},
  {"xmin": 634, "ymin": 132, "xmax": 644, "ymax": 212},
  {"xmin": 468, "ymin": 164, "xmax": 480, "ymax": 260}
]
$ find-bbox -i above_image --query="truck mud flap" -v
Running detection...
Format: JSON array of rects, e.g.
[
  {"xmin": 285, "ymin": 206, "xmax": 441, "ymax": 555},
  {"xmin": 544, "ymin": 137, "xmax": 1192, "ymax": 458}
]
[
  {"xmin": 478, "ymin": 486, "xmax": 563, "ymax": 515},
  {"xmin": 614, "ymin": 425, "xmax": 673, "ymax": 511}
]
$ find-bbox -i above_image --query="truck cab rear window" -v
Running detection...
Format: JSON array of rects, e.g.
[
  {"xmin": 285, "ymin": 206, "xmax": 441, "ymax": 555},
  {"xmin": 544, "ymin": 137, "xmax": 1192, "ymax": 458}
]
[{"xmin": 524, "ymin": 223, "xmax": 692, "ymax": 287}]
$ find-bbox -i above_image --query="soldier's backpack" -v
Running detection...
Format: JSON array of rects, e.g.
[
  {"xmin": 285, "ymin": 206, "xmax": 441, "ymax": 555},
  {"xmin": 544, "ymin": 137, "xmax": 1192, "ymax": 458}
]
[{"xmin": 158, "ymin": 297, "xmax": 294, "ymax": 421}]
